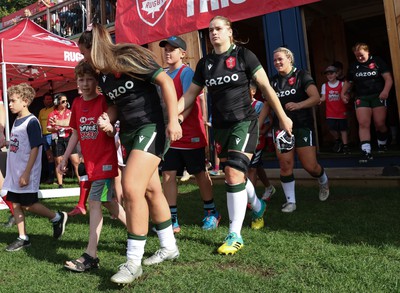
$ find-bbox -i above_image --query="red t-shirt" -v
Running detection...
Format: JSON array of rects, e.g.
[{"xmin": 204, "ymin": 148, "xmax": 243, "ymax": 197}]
[
  {"xmin": 171, "ymin": 65, "xmax": 207, "ymax": 149},
  {"xmin": 324, "ymin": 81, "xmax": 347, "ymax": 119},
  {"xmin": 47, "ymin": 108, "xmax": 73, "ymax": 138},
  {"xmin": 69, "ymin": 94, "xmax": 118, "ymax": 181}
]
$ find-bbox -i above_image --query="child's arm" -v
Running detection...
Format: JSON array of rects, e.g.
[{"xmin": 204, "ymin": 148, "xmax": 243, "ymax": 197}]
[
  {"xmin": 19, "ymin": 147, "xmax": 39, "ymax": 187},
  {"xmin": 58, "ymin": 129, "xmax": 79, "ymax": 175},
  {"xmin": 319, "ymin": 83, "xmax": 326, "ymax": 104}
]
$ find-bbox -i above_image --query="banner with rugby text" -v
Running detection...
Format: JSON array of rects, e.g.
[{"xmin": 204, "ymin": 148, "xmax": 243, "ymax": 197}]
[{"xmin": 116, "ymin": 0, "xmax": 319, "ymax": 45}]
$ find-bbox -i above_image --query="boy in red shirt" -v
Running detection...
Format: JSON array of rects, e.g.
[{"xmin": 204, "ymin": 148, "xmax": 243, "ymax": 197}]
[
  {"xmin": 60, "ymin": 61, "xmax": 126, "ymax": 272},
  {"xmin": 320, "ymin": 65, "xmax": 350, "ymax": 154}
]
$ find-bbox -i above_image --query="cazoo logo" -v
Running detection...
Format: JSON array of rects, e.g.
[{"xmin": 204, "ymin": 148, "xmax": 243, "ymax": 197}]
[
  {"xmin": 355, "ymin": 71, "xmax": 377, "ymax": 77},
  {"xmin": 205, "ymin": 74, "xmax": 239, "ymax": 87},
  {"xmin": 106, "ymin": 81, "xmax": 135, "ymax": 100},
  {"xmin": 276, "ymin": 89, "xmax": 297, "ymax": 98}
]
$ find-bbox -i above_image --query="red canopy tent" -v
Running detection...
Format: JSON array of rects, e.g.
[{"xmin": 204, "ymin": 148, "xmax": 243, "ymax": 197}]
[{"xmin": 0, "ymin": 18, "xmax": 83, "ymax": 140}]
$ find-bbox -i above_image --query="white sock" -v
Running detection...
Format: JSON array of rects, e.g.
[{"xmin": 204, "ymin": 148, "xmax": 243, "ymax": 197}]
[
  {"xmin": 226, "ymin": 182, "xmax": 247, "ymax": 237},
  {"xmin": 51, "ymin": 212, "xmax": 61, "ymax": 223},
  {"xmin": 245, "ymin": 179, "xmax": 262, "ymax": 213},
  {"xmin": 19, "ymin": 235, "xmax": 29, "ymax": 241},
  {"xmin": 156, "ymin": 224, "xmax": 176, "ymax": 250},
  {"xmin": 127, "ymin": 239, "xmax": 146, "ymax": 266},
  {"xmin": 281, "ymin": 180, "xmax": 296, "ymax": 203},
  {"xmin": 361, "ymin": 143, "xmax": 371, "ymax": 153},
  {"xmin": 265, "ymin": 185, "xmax": 274, "ymax": 193},
  {"xmin": 318, "ymin": 171, "xmax": 328, "ymax": 185}
]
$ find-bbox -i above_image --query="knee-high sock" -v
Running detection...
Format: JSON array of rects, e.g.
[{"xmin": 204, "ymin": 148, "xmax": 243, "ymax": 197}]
[
  {"xmin": 226, "ymin": 182, "xmax": 247, "ymax": 237},
  {"xmin": 280, "ymin": 174, "xmax": 296, "ymax": 203},
  {"xmin": 77, "ymin": 179, "xmax": 91, "ymax": 209},
  {"xmin": 154, "ymin": 219, "xmax": 176, "ymax": 250},
  {"xmin": 245, "ymin": 179, "xmax": 262, "ymax": 213},
  {"xmin": 127, "ymin": 234, "xmax": 146, "ymax": 266}
]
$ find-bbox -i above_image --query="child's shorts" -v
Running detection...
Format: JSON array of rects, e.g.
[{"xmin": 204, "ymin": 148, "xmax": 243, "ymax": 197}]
[
  {"xmin": 89, "ymin": 179, "xmax": 114, "ymax": 203},
  {"xmin": 326, "ymin": 118, "xmax": 348, "ymax": 132},
  {"xmin": 6, "ymin": 191, "xmax": 38, "ymax": 206}
]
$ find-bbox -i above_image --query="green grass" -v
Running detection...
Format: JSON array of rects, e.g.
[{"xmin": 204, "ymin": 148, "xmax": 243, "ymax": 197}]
[{"xmin": 0, "ymin": 183, "xmax": 400, "ymax": 292}]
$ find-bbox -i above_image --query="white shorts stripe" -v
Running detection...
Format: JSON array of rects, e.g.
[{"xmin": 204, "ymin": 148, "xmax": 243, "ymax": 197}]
[
  {"xmin": 241, "ymin": 133, "xmax": 250, "ymax": 152},
  {"xmin": 144, "ymin": 132, "xmax": 157, "ymax": 152}
]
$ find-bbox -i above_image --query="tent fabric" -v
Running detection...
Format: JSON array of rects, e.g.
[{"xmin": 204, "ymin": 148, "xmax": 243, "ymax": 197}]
[{"xmin": 0, "ymin": 18, "xmax": 83, "ymax": 97}]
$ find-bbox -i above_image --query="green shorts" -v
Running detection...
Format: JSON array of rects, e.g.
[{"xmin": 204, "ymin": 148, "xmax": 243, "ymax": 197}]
[
  {"xmin": 89, "ymin": 179, "xmax": 114, "ymax": 202},
  {"xmin": 214, "ymin": 120, "xmax": 259, "ymax": 158},
  {"xmin": 119, "ymin": 123, "xmax": 169, "ymax": 164},
  {"xmin": 273, "ymin": 127, "xmax": 316, "ymax": 148},
  {"xmin": 355, "ymin": 94, "xmax": 387, "ymax": 109}
]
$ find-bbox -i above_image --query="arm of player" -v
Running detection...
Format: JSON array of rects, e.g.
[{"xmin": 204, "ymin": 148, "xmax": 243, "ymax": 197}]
[
  {"xmin": 253, "ymin": 68, "xmax": 293, "ymax": 135},
  {"xmin": 155, "ymin": 71, "xmax": 182, "ymax": 141}
]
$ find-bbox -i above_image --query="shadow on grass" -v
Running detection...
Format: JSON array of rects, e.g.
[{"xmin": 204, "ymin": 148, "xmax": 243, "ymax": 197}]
[{"xmin": 177, "ymin": 183, "xmax": 400, "ymax": 248}]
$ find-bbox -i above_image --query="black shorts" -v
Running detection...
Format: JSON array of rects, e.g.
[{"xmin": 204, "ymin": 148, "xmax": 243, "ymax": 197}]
[
  {"xmin": 249, "ymin": 148, "xmax": 264, "ymax": 168},
  {"xmin": 161, "ymin": 147, "xmax": 206, "ymax": 175},
  {"xmin": 326, "ymin": 119, "xmax": 348, "ymax": 132},
  {"xmin": 6, "ymin": 191, "xmax": 39, "ymax": 206},
  {"xmin": 52, "ymin": 137, "xmax": 78, "ymax": 157}
]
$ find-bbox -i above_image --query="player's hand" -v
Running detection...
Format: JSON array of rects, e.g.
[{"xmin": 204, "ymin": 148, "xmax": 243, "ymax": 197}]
[
  {"xmin": 379, "ymin": 91, "xmax": 389, "ymax": 100},
  {"xmin": 97, "ymin": 112, "xmax": 113, "ymax": 132},
  {"xmin": 279, "ymin": 116, "xmax": 293, "ymax": 136},
  {"xmin": 57, "ymin": 160, "xmax": 68, "ymax": 175},
  {"xmin": 166, "ymin": 120, "xmax": 182, "ymax": 142}
]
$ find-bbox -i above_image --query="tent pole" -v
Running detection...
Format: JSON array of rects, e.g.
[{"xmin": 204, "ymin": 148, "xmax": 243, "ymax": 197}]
[{"xmin": 1, "ymin": 62, "xmax": 9, "ymax": 142}]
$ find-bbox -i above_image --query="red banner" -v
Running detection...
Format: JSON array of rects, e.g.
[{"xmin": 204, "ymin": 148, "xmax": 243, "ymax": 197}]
[{"xmin": 116, "ymin": 0, "xmax": 319, "ymax": 45}]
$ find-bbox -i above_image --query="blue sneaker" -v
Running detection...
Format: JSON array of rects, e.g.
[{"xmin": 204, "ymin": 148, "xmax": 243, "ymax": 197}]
[
  {"xmin": 202, "ymin": 210, "xmax": 221, "ymax": 230},
  {"xmin": 217, "ymin": 232, "xmax": 244, "ymax": 255},
  {"xmin": 251, "ymin": 200, "xmax": 266, "ymax": 230}
]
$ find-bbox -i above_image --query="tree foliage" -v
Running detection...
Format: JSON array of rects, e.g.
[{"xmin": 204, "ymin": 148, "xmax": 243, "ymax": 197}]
[{"xmin": 0, "ymin": 0, "xmax": 36, "ymax": 19}]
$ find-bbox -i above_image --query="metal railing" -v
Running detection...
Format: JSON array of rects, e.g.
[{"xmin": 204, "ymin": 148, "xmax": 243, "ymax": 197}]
[{"xmin": 3, "ymin": 0, "xmax": 116, "ymax": 38}]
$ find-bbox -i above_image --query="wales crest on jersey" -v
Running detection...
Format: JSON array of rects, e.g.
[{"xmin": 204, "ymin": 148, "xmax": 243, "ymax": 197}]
[{"xmin": 225, "ymin": 56, "xmax": 236, "ymax": 69}]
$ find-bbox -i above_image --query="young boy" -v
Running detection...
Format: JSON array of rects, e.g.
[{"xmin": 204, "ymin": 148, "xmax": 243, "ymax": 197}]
[
  {"xmin": 158, "ymin": 36, "xmax": 220, "ymax": 233},
  {"xmin": 61, "ymin": 61, "xmax": 126, "ymax": 272},
  {"xmin": 320, "ymin": 65, "xmax": 350, "ymax": 154},
  {"xmin": 3, "ymin": 83, "xmax": 67, "ymax": 252}
]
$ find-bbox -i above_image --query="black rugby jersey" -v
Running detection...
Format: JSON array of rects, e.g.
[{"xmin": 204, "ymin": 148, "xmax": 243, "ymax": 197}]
[
  {"xmin": 270, "ymin": 67, "xmax": 315, "ymax": 129},
  {"xmin": 98, "ymin": 63, "xmax": 164, "ymax": 131},
  {"xmin": 192, "ymin": 44, "xmax": 259, "ymax": 128},
  {"xmin": 347, "ymin": 55, "xmax": 390, "ymax": 96}
]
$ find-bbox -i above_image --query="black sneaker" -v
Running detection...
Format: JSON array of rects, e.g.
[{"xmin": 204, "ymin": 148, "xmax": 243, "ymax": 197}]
[
  {"xmin": 53, "ymin": 211, "xmax": 68, "ymax": 239},
  {"xmin": 342, "ymin": 145, "xmax": 351, "ymax": 155},
  {"xmin": 6, "ymin": 237, "xmax": 31, "ymax": 252},
  {"xmin": 359, "ymin": 151, "xmax": 373, "ymax": 163},
  {"xmin": 378, "ymin": 144, "xmax": 388, "ymax": 153},
  {"xmin": 3, "ymin": 215, "xmax": 15, "ymax": 228},
  {"xmin": 332, "ymin": 140, "xmax": 343, "ymax": 153}
]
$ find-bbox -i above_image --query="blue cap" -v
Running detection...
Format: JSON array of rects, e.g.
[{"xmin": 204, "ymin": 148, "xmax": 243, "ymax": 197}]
[{"xmin": 159, "ymin": 36, "xmax": 186, "ymax": 50}]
